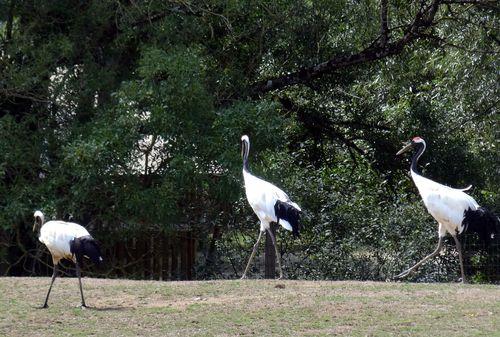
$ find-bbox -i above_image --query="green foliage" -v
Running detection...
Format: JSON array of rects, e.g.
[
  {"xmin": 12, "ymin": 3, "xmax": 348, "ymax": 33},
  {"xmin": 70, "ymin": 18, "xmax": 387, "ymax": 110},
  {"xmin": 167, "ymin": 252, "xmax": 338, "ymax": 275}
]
[{"xmin": 0, "ymin": 0, "xmax": 498, "ymax": 280}]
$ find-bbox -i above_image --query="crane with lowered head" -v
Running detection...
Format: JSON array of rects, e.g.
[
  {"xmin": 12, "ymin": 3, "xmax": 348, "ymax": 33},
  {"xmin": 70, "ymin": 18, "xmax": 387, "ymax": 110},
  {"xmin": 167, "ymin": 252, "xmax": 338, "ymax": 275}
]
[{"xmin": 33, "ymin": 211, "xmax": 103, "ymax": 308}]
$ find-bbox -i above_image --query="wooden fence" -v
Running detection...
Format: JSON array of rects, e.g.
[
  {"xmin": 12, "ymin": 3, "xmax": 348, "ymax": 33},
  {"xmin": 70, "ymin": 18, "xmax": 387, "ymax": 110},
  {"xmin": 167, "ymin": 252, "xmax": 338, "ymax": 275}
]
[
  {"xmin": 1, "ymin": 230, "xmax": 198, "ymax": 280},
  {"xmin": 104, "ymin": 231, "xmax": 197, "ymax": 280}
]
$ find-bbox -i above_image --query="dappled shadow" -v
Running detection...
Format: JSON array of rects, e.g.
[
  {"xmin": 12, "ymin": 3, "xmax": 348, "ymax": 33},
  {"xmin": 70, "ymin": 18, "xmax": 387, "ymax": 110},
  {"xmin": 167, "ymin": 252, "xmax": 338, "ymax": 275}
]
[
  {"xmin": 85, "ymin": 305, "xmax": 133, "ymax": 311},
  {"xmin": 31, "ymin": 304, "xmax": 132, "ymax": 311}
]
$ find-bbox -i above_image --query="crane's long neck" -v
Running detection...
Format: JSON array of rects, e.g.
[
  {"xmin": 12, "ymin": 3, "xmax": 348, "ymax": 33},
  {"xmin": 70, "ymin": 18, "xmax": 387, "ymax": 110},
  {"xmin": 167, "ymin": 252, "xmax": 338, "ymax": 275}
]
[
  {"xmin": 242, "ymin": 140, "xmax": 250, "ymax": 173},
  {"xmin": 410, "ymin": 142, "xmax": 426, "ymax": 175},
  {"xmin": 34, "ymin": 213, "xmax": 45, "ymax": 232}
]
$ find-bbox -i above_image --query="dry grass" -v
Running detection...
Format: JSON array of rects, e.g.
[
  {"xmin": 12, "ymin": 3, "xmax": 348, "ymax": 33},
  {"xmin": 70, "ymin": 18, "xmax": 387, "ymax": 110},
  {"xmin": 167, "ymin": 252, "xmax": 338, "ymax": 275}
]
[{"xmin": 0, "ymin": 277, "xmax": 499, "ymax": 336}]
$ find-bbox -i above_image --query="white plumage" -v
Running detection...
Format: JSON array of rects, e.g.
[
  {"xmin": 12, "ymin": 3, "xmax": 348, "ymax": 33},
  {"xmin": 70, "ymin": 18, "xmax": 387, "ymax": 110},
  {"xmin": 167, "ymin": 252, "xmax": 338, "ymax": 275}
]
[
  {"xmin": 240, "ymin": 135, "xmax": 302, "ymax": 279},
  {"xmin": 395, "ymin": 136, "xmax": 495, "ymax": 282},
  {"xmin": 243, "ymin": 168, "xmax": 301, "ymax": 233},
  {"xmin": 33, "ymin": 210, "xmax": 103, "ymax": 308},
  {"xmin": 36, "ymin": 211, "xmax": 91, "ymax": 265},
  {"xmin": 410, "ymin": 172, "xmax": 478, "ymax": 237}
]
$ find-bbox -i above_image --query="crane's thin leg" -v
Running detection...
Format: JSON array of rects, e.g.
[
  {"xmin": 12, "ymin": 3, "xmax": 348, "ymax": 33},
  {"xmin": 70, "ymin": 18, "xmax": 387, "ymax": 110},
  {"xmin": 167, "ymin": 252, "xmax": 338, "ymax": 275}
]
[
  {"xmin": 452, "ymin": 235, "xmax": 467, "ymax": 283},
  {"xmin": 75, "ymin": 262, "xmax": 87, "ymax": 308},
  {"xmin": 395, "ymin": 236, "xmax": 443, "ymax": 279},
  {"xmin": 241, "ymin": 230, "xmax": 263, "ymax": 279},
  {"xmin": 41, "ymin": 264, "xmax": 58, "ymax": 308},
  {"xmin": 266, "ymin": 228, "xmax": 283, "ymax": 280}
]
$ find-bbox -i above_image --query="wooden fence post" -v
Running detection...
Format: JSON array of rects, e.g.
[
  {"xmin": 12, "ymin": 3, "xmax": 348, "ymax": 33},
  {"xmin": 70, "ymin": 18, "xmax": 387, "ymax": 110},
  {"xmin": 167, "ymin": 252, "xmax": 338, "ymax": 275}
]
[{"xmin": 265, "ymin": 223, "xmax": 277, "ymax": 278}]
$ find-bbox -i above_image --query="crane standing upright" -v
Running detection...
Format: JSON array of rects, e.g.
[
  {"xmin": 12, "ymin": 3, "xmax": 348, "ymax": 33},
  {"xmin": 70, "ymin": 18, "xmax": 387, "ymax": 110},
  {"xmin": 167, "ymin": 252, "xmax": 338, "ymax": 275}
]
[
  {"xmin": 33, "ymin": 211, "xmax": 103, "ymax": 308},
  {"xmin": 240, "ymin": 135, "xmax": 302, "ymax": 279},
  {"xmin": 395, "ymin": 137, "xmax": 499, "ymax": 282}
]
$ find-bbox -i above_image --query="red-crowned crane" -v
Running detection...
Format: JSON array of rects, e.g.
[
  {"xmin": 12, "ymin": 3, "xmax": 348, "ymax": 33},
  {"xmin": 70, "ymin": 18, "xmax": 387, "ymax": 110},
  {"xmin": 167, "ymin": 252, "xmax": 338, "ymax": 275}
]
[
  {"xmin": 395, "ymin": 137, "xmax": 499, "ymax": 282},
  {"xmin": 33, "ymin": 211, "xmax": 103, "ymax": 308},
  {"xmin": 240, "ymin": 135, "xmax": 302, "ymax": 279}
]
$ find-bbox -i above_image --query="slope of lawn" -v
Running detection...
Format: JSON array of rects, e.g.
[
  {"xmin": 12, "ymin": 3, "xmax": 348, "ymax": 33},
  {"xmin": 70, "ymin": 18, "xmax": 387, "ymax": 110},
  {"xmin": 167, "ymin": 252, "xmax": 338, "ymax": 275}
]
[{"xmin": 0, "ymin": 277, "xmax": 499, "ymax": 336}]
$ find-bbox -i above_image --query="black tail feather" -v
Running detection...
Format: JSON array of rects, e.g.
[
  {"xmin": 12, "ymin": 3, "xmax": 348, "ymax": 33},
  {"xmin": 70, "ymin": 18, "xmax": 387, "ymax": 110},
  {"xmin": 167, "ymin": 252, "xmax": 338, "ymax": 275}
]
[
  {"xmin": 462, "ymin": 207, "xmax": 500, "ymax": 246},
  {"xmin": 70, "ymin": 235, "xmax": 103, "ymax": 266},
  {"xmin": 274, "ymin": 200, "xmax": 301, "ymax": 238}
]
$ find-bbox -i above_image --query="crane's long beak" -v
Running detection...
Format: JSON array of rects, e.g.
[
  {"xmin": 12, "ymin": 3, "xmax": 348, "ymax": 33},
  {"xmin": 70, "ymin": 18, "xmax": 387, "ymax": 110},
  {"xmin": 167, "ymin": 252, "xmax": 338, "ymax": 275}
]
[
  {"xmin": 33, "ymin": 216, "xmax": 40, "ymax": 232},
  {"xmin": 396, "ymin": 142, "xmax": 413, "ymax": 155}
]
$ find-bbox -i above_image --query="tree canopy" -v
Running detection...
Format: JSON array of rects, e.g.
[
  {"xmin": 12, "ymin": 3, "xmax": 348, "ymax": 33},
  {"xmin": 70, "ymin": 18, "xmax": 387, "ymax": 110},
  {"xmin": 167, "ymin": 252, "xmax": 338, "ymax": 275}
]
[{"xmin": 0, "ymin": 0, "xmax": 498, "ymax": 281}]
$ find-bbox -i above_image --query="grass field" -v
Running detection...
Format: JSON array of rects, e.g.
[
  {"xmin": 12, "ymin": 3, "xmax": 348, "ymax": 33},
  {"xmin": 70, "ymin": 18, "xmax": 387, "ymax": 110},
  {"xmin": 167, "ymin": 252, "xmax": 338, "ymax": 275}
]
[{"xmin": 0, "ymin": 277, "xmax": 499, "ymax": 336}]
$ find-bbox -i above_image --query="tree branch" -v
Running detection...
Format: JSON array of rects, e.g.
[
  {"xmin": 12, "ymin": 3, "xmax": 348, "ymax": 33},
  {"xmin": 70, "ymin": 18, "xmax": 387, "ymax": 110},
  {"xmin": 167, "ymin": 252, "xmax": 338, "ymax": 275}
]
[
  {"xmin": 5, "ymin": 0, "xmax": 14, "ymax": 41},
  {"xmin": 441, "ymin": 0, "xmax": 497, "ymax": 7},
  {"xmin": 130, "ymin": 5, "xmax": 201, "ymax": 30},
  {"xmin": 421, "ymin": 32, "xmax": 499, "ymax": 54},
  {"xmin": 0, "ymin": 88, "xmax": 50, "ymax": 103},
  {"xmin": 250, "ymin": 0, "xmax": 449, "ymax": 96},
  {"xmin": 281, "ymin": 97, "xmax": 376, "ymax": 156},
  {"xmin": 380, "ymin": 0, "xmax": 389, "ymax": 46}
]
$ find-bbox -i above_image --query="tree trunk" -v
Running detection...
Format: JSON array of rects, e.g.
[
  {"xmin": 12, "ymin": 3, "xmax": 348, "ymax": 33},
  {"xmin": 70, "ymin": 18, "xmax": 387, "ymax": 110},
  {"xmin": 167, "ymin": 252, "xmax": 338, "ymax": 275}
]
[
  {"xmin": 206, "ymin": 225, "xmax": 220, "ymax": 275},
  {"xmin": 6, "ymin": 0, "xmax": 14, "ymax": 41},
  {"xmin": 265, "ymin": 223, "xmax": 277, "ymax": 279}
]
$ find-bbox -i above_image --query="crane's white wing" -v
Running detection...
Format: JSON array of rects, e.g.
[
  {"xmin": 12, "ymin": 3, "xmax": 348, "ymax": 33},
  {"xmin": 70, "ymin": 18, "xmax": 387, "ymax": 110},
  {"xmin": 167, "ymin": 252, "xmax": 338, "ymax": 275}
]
[
  {"xmin": 412, "ymin": 172, "xmax": 478, "ymax": 234},
  {"xmin": 39, "ymin": 221, "xmax": 91, "ymax": 260},
  {"xmin": 243, "ymin": 170, "xmax": 301, "ymax": 226}
]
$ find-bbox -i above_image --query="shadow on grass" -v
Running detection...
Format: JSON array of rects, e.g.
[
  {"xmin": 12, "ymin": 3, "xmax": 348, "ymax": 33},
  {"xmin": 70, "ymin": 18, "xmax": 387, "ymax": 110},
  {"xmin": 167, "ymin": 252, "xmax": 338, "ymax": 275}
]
[
  {"xmin": 86, "ymin": 305, "xmax": 133, "ymax": 312},
  {"xmin": 32, "ymin": 305, "xmax": 133, "ymax": 311}
]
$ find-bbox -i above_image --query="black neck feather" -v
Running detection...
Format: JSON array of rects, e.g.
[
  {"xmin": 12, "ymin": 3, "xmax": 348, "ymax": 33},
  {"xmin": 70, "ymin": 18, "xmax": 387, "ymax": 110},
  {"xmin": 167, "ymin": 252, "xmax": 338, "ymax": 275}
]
[
  {"xmin": 410, "ymin": 142, "xmax": 425, "ymax": 175},
  {"xmin": 242, "ymin": 141, "xmax": 250, "ymax": 172}
]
